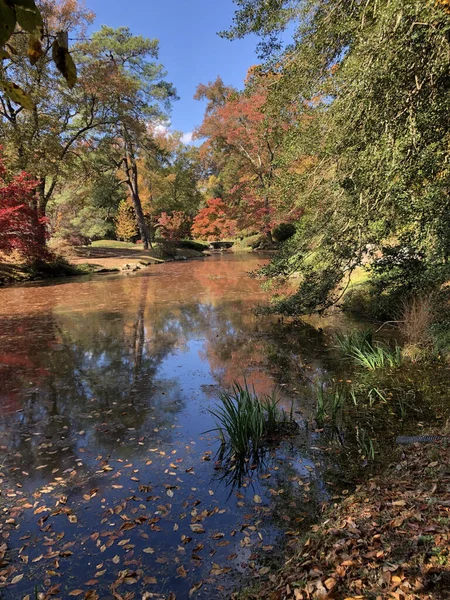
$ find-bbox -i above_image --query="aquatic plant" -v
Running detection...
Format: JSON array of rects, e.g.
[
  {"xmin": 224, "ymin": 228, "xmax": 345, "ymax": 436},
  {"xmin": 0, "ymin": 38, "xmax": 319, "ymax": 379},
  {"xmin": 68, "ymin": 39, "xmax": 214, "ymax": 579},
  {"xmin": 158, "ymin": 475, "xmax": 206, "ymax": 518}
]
[
  {"xmin": 315, "ymin": 383, "xmax": 346, "ymax": 427},
  {"xmin": 349, "ymin": 343, "xmax": 402, "ymax": 370},
  {"xmin": 335, "ymin": 329, "xmax": 373, "ymax": 355},
  {"xmin": 208, "ymin": 381, "xmax": 296, "ymax": 456},
  {"xmin": 336, "ymin": 329, "xmax": 402, "ymax": 370}
]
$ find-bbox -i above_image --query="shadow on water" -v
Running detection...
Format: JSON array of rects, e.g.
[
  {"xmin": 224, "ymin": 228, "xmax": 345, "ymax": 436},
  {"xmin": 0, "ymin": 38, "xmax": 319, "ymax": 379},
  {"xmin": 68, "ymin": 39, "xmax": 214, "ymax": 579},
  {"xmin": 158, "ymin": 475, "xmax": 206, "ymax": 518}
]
[{"xmin": 0, "ymin": 254, "xmax": 448, "ymax": 598}]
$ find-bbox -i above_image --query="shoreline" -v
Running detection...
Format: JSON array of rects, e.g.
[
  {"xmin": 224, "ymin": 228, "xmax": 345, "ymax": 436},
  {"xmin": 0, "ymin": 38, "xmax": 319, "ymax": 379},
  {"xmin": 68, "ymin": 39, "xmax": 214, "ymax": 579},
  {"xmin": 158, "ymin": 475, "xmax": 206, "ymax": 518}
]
[
  {"xmin": 236, "ymin": 435, "xmax": 450, "ymax": 600},
  {"xmin": 0, "ymin": 246, "xmax": 212, "ymax": 288}
]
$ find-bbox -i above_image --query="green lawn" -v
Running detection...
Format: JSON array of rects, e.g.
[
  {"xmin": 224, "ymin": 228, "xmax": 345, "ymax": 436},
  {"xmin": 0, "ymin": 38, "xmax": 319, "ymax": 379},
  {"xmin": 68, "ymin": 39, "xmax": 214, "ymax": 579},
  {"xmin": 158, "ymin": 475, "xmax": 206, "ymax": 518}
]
[{"xmin": 90, "ymin": 240, "xmax": 142, "ymax": 249}]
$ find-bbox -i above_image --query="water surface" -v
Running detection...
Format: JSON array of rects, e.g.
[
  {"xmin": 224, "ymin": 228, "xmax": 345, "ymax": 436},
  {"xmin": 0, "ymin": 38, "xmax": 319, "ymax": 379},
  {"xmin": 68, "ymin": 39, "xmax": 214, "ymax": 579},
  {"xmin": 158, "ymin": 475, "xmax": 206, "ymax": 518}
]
[{"xmin": 0, "ymin": 254, "xmax": 338, "ymax": 599}]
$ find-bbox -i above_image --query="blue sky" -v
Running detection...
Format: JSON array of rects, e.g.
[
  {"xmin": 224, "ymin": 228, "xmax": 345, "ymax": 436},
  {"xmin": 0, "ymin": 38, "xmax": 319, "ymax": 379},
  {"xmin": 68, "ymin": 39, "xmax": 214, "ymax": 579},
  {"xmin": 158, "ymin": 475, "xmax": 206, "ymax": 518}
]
[{"xmin": 87, "ymin": 0, "xmax": 262, "ymax": 141}]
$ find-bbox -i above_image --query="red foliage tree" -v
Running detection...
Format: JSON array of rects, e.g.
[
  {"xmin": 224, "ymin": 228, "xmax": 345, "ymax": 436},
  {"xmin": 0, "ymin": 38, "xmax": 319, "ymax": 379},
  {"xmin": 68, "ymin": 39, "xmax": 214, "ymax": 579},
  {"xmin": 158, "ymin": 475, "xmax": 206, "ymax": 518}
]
[
  {"xmin": 0, "ymin": 151, "xmax": 48, "ymax": 261},
  {"xmin": 191, "ymin": 199, "xmax": 236, "ymax": 241},
  {"xmin": 157, "ymin": 211, "xmax": 192, "ymax": 241}
]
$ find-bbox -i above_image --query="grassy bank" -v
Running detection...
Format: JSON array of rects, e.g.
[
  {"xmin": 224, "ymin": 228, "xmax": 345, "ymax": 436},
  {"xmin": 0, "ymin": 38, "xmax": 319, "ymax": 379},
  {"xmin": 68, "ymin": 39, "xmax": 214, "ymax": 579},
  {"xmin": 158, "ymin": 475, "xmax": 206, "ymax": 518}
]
[
  {"xmin": 0, "ymin": 240, "xmax": 209, "ymax": 286},
  {"xmin": 0, "ymin": 257, "xmax": 98, "ymax": 286},
  {"xmin": 237, "ymin": 435, "xmax": 450, "ymax": 600}
]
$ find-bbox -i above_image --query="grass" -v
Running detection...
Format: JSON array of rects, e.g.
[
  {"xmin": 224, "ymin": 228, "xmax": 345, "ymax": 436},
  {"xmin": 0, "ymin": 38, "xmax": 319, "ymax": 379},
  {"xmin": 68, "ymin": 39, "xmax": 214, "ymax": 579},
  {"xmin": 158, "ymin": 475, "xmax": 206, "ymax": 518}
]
[
  {"xmin": 91, "ymin": 239, "xmax": 141, "ymax": 249},
  {"xmin": 208, "ymin": 381, "xmax": 296, "ymax": 457},
  {"xmin": 315, "ymin": 383, "xmax": 346, "ymax": 427},
  {"xmin": 349, "ymin": 343, "xmax": 402, "ymax": 370},
  {"xmin": 336, "ymin": 329, "xmax": 402, "ymax": 370}
]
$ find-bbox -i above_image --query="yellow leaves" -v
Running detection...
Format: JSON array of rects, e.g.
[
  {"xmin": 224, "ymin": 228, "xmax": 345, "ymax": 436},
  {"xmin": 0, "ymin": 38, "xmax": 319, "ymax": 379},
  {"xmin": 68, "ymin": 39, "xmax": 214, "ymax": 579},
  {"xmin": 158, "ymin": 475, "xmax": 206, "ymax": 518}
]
[
  {"xmin": 0, "ymin": 79, "xmax": 34, "ymax": 109},
  {"xmin": 143, "ymin": 547, "xmax": 154, "ymax": 554},
  {"xmin": 324, "ymin": 577, "xmax": 337, "ymax": 590}
]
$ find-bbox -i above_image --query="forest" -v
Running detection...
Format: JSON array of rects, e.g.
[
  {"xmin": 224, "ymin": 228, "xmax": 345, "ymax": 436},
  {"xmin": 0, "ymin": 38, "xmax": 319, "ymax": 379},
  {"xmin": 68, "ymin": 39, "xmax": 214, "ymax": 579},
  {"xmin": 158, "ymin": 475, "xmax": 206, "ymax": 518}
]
[{"xmin": 0, "ymin": 1, "xmax": 450, "ymax": 599}]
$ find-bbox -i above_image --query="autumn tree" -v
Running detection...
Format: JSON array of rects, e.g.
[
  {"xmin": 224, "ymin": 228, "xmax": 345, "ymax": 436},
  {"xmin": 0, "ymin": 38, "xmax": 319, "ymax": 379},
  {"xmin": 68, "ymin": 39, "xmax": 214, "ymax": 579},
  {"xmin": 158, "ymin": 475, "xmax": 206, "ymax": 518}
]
[
  {"xmin": 0, "ymin": 149, "xmax": 47, "ymax": 260},
  {"xmin": 115, "ymin": 199, "xmax": 138, "ymax": 242},
  {"xmin": 157, "ymin": 211, "xmax": 191, "ymax": 241},
  {"xmin": 191, "ymin": 198, "xmax": 237, "ymax": 241},
  {"xmin": 194, "ymin": 70, "xmax": 298, "ymax": 240},
  {"xmin": 80, "ymin": 26, "xmax": 177, "ymax": 249},
  {"xmin": 142, "ymin": 128, "xmax": 203, "ymax": 219}
]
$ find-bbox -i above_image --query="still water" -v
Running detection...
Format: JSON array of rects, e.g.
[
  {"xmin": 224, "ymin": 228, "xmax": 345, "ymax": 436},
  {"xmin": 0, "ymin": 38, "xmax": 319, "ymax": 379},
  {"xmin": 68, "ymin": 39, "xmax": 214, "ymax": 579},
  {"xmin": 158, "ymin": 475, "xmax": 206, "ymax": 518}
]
[{"xmin": 0, "ymin": 254, "xmax": 341, "ymax": 599}]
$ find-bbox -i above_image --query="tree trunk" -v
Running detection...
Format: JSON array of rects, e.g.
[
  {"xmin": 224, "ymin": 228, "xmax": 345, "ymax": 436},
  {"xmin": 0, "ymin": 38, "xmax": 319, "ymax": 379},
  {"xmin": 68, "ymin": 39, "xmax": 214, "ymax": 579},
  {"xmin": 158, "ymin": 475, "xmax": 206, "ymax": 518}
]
[{"xmin": 123, "ymin": 130, "xmax": 152, "ymax": 249}]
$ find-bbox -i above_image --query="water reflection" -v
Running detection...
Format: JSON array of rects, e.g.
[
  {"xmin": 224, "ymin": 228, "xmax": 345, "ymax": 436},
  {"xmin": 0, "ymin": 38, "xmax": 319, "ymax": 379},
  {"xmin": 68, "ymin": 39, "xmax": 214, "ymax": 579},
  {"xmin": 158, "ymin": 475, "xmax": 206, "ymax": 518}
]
[{"xmin": 0, "ymin": 255, "xmax": 335, "ymax": 598}]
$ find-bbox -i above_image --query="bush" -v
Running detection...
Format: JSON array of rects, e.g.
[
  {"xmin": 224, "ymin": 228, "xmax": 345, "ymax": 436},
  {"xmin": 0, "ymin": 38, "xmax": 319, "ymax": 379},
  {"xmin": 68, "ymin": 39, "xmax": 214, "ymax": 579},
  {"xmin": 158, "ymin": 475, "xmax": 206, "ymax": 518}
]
[
  {"xmin": 177, "ymin": 240, "xmax": 208, "ymax": 252},
  {"xmin": 399, "ymin": 297, "xmax": 433, "ymax": 347},
  {"xmin": 272, "ymin": 222, "xmax": 296, "ymax": 243}
]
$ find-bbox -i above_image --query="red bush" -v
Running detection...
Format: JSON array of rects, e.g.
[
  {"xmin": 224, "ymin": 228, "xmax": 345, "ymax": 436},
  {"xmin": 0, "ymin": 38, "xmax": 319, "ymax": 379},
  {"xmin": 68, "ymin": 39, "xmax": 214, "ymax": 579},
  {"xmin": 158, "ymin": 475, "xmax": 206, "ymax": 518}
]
[{"xmin": 0, "ymin": 151, "xmax": 48, "ymax": 260}]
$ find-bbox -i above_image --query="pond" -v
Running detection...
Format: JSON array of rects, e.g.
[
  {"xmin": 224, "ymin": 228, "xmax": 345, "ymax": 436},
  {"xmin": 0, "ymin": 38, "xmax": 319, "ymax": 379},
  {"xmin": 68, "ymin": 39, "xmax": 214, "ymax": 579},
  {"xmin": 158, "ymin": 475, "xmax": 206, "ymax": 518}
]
[{"xmin": 0, "ymin": 254, "xmax": 446, "ymax": 599}]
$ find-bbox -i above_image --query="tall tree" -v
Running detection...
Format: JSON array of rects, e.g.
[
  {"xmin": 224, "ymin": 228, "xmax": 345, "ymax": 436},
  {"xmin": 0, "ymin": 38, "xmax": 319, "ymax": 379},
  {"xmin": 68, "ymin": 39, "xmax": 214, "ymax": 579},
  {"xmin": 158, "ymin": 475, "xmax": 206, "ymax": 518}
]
[
  {"xmin": 225, "ymin": 0, "xmax": 450, "ymax": 315},
  {"xmin": 0, "ymin": 0, "xmax": 105, "ymax": 230},
  {"xmin": 80, "ymin": 26, "xmax": 177, "ymax": 249}
]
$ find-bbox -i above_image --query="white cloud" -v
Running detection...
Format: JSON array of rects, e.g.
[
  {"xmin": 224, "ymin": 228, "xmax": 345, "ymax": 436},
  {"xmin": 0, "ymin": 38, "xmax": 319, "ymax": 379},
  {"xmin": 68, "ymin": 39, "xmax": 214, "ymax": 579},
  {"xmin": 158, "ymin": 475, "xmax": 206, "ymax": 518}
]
[
  {"xmin": 181, "ymin": 131, "xmax": 193, "ymax": 144},
  {"xmin": 154, "ymin": 123, "xmax": 170, "ymax": 136}
]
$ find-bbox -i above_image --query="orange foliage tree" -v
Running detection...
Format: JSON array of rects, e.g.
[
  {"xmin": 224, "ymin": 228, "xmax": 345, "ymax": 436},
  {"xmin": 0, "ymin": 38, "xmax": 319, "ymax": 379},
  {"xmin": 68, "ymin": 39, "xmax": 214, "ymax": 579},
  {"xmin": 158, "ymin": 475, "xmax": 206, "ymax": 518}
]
[{"xmin": 191, "ymin": 199, "xmax": 237, "ymax": 241}]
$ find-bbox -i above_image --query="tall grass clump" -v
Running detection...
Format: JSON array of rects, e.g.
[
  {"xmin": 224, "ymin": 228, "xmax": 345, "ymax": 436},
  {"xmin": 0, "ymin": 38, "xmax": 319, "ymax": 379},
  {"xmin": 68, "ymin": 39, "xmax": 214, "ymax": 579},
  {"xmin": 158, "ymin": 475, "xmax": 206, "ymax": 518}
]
[
  {"xmin": 315, "ymin": 383, "xmax": 346, "ymax": 427},
  {"xmin": 208, "ymin": 382, "xmax": 296, "ymax": 456},
  {"xmin": 350, "ymin": 343, "xmax": 402, "ymax": 370},
  {"xmin": 399, "ymin": 297, "xmax": 433, "ymax": 346},
  {"xmin": 335, "ymin": 329, "xmax": 373, "ymax": 355},
  {"xmin": 336, "ymin": 329, "xmax": 402, "ymax": 370}
]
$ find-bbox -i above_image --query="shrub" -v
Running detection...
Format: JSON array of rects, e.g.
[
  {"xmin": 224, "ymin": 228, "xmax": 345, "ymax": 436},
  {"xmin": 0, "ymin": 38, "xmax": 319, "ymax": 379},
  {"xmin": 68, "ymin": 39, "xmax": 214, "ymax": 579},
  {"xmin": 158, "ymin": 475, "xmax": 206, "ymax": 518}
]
[
  {"xmin": 272, "ymin": 222, "xmax": 296, "ymax": 243},
  {"xmin": 176, "ymin": 240, "xmax": 208, "ymax": 252},
  {"xmin": 399, "ymin": 296, "xmax": 433, "ymax": 347}
]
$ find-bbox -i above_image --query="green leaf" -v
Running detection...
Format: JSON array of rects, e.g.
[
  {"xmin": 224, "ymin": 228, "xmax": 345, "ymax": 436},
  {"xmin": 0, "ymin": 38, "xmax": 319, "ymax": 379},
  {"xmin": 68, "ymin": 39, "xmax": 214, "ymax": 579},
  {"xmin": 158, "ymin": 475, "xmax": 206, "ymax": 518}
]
[
  {"xmin": 52, "ymin": 39, "xmax": 77, "ymax": 88},
  {"xmin": 0, "ymin": 48, "xmax": 10, "ymax": 60},
  {"xmin": 0, "ymin": 0, "xmax": 16, "ymax": 47},
  {"xmin": 12, "ymin": 0, "xmax": 43, "ymax": 36},
  {"xmin": 0, "ymin": 79, "xmax": 34, "ymax": 109}
]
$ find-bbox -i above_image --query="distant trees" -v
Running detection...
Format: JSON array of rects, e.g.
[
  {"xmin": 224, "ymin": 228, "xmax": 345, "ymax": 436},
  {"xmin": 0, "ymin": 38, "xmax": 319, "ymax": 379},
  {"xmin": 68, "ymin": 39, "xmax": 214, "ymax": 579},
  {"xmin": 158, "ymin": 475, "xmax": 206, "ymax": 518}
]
[{"xmin": 194, "ymin": 70, "xmax": 304, "ymax": 240}]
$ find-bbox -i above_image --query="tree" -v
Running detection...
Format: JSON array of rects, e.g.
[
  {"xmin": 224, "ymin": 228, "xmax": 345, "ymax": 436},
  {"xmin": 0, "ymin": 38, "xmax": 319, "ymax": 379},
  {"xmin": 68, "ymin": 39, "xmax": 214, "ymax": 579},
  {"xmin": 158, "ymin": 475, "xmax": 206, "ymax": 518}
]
[
  {"xmin": 194, "ymin": 70, "xmax": 300, "ymax": 239},
  {"xmin": 142, "ymin": 129, "xmax": 203, "ymax": 218},
  {"xmin": 0, "ymin": 0, "xmax": 103, "ymax": 227},
  {"xmin": 157, "ymin": 211, "xmax": 191, "ymax": 241},
  {"xmin": 115, "ymin": 199, "xmax": 138, "ymax": 242},
  {"xmin": 191, "ymin": 198, "xmax": 237, "ymax": 240},
  {"xmin": 80, "ymin": 26, "xmax": 177, "ymax": 249},
  {"xmin": 0, "ymin": 149, "xmax": 47, "ymax": 260},
  {"xmin": 225, "ymin": 0, "xmax": 450, "ymax": 316}
]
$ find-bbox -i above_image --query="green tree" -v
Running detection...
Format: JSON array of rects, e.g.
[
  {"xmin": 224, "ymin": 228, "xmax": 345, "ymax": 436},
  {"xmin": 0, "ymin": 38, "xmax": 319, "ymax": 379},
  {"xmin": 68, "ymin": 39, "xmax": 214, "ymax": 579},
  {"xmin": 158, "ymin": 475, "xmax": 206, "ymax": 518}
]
[
  {"xmin": 226, "ymin": 0, "xmax": 450, "ymax": 316},
  {"xmin": 80, "ymin": 26, "xmax": 177, "ymax": 249}
]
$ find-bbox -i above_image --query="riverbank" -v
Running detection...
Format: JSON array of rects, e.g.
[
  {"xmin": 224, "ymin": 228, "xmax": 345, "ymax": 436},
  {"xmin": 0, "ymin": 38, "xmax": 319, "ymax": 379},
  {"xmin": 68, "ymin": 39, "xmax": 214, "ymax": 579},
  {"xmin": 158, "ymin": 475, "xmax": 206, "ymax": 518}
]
[
  {"xmin": 237, "ymin": 435, "xmax": 450, "ymax": 600},
  {"xmin": 0, "ymin": 241, "xmax": 209, "ymax": 286}
]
